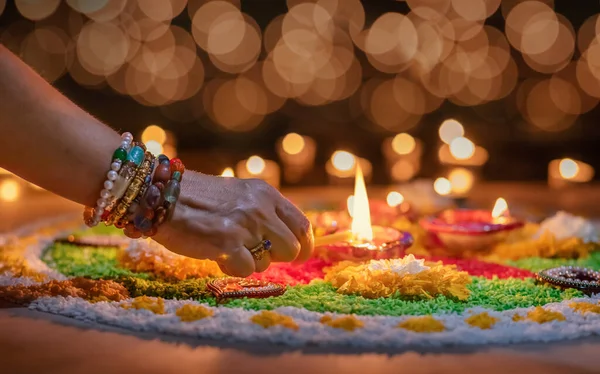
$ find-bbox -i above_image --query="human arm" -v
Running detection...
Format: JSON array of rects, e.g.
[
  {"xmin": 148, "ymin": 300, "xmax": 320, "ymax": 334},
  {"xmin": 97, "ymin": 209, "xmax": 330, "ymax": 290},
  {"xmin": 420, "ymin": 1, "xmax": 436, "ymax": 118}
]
[{"xmin": 0, "ymin": 44, "xmax": 314, "ymax": 276}]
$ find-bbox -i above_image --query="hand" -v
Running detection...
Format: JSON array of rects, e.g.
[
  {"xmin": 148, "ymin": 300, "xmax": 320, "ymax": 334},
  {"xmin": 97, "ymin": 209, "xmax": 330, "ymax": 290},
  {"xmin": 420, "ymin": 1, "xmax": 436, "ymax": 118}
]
[{"xmin": 153, "ymin": 171, "xmax": 314, "ymax": 277}]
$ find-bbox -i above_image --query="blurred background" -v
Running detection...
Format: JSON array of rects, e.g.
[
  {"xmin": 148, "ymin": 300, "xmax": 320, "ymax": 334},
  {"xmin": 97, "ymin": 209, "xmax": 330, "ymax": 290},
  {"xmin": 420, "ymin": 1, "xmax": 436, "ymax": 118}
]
[{"xmin": 0, "ymin": 0, "xmax": 599, "ymax": 202}]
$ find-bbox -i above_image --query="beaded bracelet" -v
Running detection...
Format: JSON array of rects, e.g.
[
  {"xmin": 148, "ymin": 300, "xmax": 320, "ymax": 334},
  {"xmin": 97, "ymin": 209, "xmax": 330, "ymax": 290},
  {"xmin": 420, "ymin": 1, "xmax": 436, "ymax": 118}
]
[
  {"xmin": 122, "ymin": 154, "xmax": 185, "ymax": 238},
  {"xmin": 85, "ymin": 133, "xmax": 184, "ymax": 238},
  {"xmin": 105, "ymin": 152, "xmax": 154, "ymax": 226},
  {"xmin": 108, "ymin": 143, "xmax": 147, "ymax": 205},
  {"xmin": 84, "ymin": 132, "xmax": 133, "ymax": 227}
]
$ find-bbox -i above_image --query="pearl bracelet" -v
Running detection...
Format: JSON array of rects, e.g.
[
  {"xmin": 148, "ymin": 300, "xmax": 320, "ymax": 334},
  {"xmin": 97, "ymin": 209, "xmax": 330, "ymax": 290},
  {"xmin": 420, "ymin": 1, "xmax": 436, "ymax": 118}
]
[{"xmin": 84, "ymin": 132, "xmax": 134, "ymax": 227}]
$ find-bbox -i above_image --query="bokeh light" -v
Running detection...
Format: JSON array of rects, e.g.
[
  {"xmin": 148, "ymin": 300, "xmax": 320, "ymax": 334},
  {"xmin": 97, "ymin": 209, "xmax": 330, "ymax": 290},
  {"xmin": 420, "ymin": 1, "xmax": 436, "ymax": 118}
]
[
  {"xmin": 331, "ymin": 151, "xmax": 356, "ymax": 172},
  {"xmin": 390, "ymin": 159, "xmax": 417, "ymax": 181},
  {"xmin": 221, "ymin": 167, "xmax": 235, "ymax": 177},
  {"xmin": 246, "ymin": 155, "xmax": 266, "ymax": 175},
  {"xmin": 5, "ymin": 0, "xmax": 600, "ymax": 187},
  {"xmin": 145, "ymin": 140, "xmax": 163, "ymax": 156},
  {"xmin": 559, "ymin": 158, "xmax": 579, "ymax": 179},
  {"xmin": 391, "ymin": 133, "xmax": 416, "ymax": 155},
  {"xmin": 141, "ymin": 125, "xmax": 167, "ymax": 144},
  {"xmin": 439, "ymin": 119, "xmax": 464, "ymax": 144},
  {"xmin": 433, "ymin": 177, "xmax": 452, "ymax": 196},
  {"xmin": 449, "ymin": 136, "xmax": 475, "ymax": 160},
  {"xmin": 282, "ymin": 133, "xmax": 305, "ymax": 155},
  {"xmin": 0, "ymin": 179, "xmax": 20, "ymax": 202},
  {"xmin": 16, "ymin": 0, "xmax": 60, "ymax": 21},
  {"xmin": 448, "ymin": 167, "xmax": 474, "ymax": 195},
  {"xmin": 386, "ymin": 191, "xmax": 405, "ymax": 207}
]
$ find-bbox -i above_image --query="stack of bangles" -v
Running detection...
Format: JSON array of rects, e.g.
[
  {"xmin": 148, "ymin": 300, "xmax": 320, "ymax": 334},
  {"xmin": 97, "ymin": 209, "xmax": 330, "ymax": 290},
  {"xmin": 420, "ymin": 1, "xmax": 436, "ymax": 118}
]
[{"xmin": 83, "ymin": 132, "xmax": 185, "ymax": 239}]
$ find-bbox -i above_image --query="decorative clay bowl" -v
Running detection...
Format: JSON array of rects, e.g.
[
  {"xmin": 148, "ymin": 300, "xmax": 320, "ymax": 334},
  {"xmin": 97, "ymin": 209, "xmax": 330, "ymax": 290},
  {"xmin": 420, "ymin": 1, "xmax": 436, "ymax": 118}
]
[{"xmin": 419, "ymin": 209, "xmax": 524, "ymax": 253}]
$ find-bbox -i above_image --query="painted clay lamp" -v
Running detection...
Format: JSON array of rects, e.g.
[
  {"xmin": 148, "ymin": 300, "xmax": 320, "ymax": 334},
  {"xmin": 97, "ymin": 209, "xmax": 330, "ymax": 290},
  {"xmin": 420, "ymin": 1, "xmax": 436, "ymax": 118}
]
[
  {"xmin": 314, "ymin": 164, "xmax": 413, "ymax": 261},
  {"xmin": 419, "ymin": 198, "xmax": 524, "ymax": 254}
]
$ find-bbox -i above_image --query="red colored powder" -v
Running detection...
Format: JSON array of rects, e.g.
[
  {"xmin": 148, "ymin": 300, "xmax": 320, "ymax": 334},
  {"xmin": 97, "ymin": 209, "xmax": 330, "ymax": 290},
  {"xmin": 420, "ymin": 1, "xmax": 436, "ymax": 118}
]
[{"xmin": 249, "ymin": 258, "xmax": 333, "ymax": 285}]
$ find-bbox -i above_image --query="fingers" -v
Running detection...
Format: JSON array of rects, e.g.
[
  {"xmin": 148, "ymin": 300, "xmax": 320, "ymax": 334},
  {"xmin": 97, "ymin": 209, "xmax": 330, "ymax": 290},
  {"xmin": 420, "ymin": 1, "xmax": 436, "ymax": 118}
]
[
  {"xmin": 242, "ymin": 235, "xmax": 272, "ymax": 273},
  {"xmin": 263, "ymin": 217, "xmax": 301, "ymax": 262},
  {"xmin": 275, "ymin": 197, "xmax": 314, "ymax": 263},
  {"xmin": 216, "ymin": 246, "xmax": 256, "ymax": 278}
]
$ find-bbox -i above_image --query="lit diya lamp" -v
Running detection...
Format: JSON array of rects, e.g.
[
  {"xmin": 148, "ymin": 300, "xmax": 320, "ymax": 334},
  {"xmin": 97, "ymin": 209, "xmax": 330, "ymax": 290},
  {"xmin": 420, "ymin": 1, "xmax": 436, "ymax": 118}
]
[
  {"xmin": 419, "ymin": 198, "xmax": 524, "ymax": 254},
  {"xmin": 314, "ymin": 164, "xmax": 413, "ymax": 261}
]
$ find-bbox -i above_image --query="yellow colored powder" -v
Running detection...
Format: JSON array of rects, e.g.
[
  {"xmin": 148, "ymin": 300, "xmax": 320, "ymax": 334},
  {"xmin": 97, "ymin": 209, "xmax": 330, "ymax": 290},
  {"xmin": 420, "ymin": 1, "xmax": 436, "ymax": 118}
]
[
  {"xmin": 0, "ymin": 241, "xmax": 46, "ymax": 282},
  {"xmin": 570, "ymin": 301, "xmax": 600, "ymax": 314},
  {"xmin": 512, "ymin": 314, "xmax": 525, "ymax": 322},
  {"xmin": 119, "ymin": 243, "xmax": 223, "ymax": 280},
  {"xmin": 320, "ymin": 315, "xmax": 364, "ymax": 331},
  {"xmin": 397, "ymin": 316, "xmax": 445, "ymax": 333},
  {"xmin": 175, "ymin": 304, "xmax": 214, "ymax": 322},
  {"xmin": 465, "ymin": 312, "xmax": 499, "ymax": 329},
  {"xmin": 489, "ymin": 226, "xmax": 597, "ymax": 260},
  {"xmin": 122, "ymin": 296, "xmax": 165, "ymax": 314},
  {"xmin": 526, "ymin": 307, "xmax": 566, "ymax": 324},
  {"xmin": 251, "ymin": 311, "xmax": 298, "ymax": 331},
  {"xmin": 324, "ymin": 260, "xmax": 471, "ymax": 300}
]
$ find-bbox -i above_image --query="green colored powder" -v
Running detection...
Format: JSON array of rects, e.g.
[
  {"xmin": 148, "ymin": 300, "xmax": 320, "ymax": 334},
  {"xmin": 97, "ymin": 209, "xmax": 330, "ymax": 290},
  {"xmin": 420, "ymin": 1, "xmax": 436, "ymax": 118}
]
[
  {"xmin": 507, "ymin": 251, "xmax": 600, "ymax": 273},
  {"xmin": 118, "ymin": 277, "xmax": 212, "ymax": 300},
  {"xmin": 43, "ymin": 243, "xmax": 150, "ymax": 280},
  {"xmin": 216, "ymin": 277, "xmax": 583, "ymax": 316}
]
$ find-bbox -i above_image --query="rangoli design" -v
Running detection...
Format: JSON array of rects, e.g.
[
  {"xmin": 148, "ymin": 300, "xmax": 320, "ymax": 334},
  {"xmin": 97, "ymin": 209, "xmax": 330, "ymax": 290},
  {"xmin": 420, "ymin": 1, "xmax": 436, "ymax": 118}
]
[{"xmin": 2, "ymin": 211, "xmax": 600, "ymax": 350}]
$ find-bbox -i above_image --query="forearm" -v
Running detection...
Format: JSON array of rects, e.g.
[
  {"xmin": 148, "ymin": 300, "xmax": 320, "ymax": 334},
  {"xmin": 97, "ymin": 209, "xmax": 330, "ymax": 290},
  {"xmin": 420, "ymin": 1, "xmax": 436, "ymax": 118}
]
[{"xmin": 0, "ymin": 45, "xmax": 121, "ymax": 207}]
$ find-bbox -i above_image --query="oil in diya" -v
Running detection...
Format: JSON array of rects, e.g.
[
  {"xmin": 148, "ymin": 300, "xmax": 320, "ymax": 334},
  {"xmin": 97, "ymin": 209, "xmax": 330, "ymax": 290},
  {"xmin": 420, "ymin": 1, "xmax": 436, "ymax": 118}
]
[
  {"xmin": 314, "ymin": 164, "xmax": 413, "ymax": 261},
  {"xmin": 419, "ymin": 198, "xmax": 524, "ymax": 255}
]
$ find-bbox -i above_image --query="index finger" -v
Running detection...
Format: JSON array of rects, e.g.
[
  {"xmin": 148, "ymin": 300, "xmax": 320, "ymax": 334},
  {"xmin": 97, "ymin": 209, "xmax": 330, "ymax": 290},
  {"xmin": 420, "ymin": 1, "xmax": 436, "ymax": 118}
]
[{"xmin": 275, "ymin": 197, "xmax": 314, "ymax": 263}]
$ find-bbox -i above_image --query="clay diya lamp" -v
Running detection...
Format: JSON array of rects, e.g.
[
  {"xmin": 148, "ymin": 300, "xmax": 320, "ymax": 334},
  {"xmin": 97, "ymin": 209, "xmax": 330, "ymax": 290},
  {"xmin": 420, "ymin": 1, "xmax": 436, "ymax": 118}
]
[
  {"xmin": 419, "ymin": 198, "xmax": 524, "ymax": 254},
  {"xmin": 314, "ymin": 226, "xmax": 413, "ymax": 261},
  {"xmin": 314, "ymin": 164, "xmax": 414, "ymax": 261}
]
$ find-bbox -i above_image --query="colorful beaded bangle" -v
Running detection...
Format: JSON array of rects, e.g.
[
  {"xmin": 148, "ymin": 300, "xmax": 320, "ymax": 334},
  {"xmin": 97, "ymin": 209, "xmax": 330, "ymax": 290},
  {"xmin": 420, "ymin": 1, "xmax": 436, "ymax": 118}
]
[
  {"xmin": 122, "ymin": 154, "xmax": 185, "ymax": 238},
  {"xmin": 105, "ymin": 152, "xmax": 154, "ymax": 226},
  {"xmin": 108, "ymin": 142, "xmax": 147, "ymax": 205},
  {"xmin": 84, "ymin": 132, "xmax": 133, "ymax": 227}
]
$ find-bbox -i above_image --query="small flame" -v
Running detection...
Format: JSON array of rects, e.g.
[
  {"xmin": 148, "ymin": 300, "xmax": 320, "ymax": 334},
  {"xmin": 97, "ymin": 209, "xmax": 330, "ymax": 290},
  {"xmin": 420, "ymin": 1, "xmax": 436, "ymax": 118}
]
[
  {"xmin": 221, "ymin": 167, "xmax": 234, "ymax": 177},
  {"xmin": 491, "ymin": 198, "xmax": 508, "ymax": 218},
  {"xmin": 350, "ymin": 163, "xmax": 373, "ymax": 242}
]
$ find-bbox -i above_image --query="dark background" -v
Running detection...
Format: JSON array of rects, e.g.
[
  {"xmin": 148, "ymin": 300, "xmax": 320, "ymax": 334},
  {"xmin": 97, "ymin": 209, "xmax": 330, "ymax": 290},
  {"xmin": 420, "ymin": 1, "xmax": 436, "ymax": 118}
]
[{"xmin": 1, "ymin": 0, "xmax": 599, "ymax": 185}]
